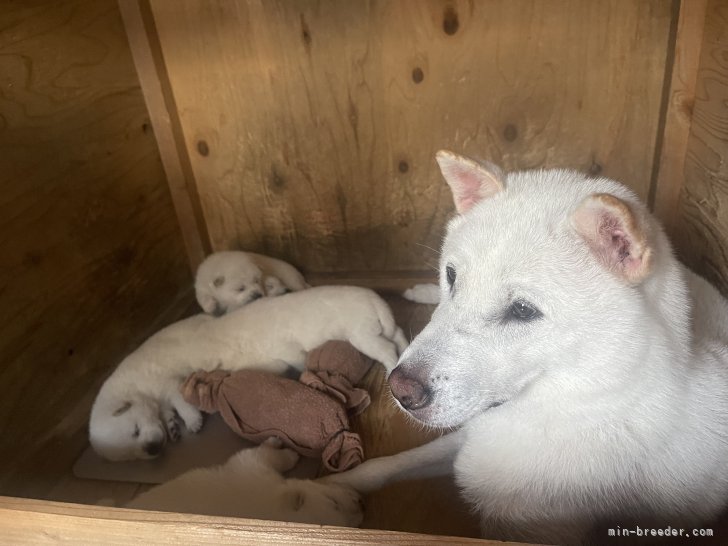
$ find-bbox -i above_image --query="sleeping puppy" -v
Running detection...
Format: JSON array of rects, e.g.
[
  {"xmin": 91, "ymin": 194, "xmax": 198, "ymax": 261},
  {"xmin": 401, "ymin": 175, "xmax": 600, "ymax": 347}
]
[
  {"xmin": 89, "ymin": 285, "xmax": 408, "ymax": 461},
  {"xmin": 125, "ymin": 438, "xmax": 363, "ymax": 527},
  {"xmin": 195, "ymin": 251, "xmax": 309, "ymax": 315}
]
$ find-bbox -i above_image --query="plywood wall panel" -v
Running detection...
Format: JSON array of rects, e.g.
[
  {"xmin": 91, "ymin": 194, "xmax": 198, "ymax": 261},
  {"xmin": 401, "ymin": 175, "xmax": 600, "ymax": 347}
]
[
  {"xmin": 147, "ymin": 0, "xmax": 675, "ymax": 273},
  {"xmin": 651, "ymin": 0, "xmax": 707, "ymax": 231},
  {"xmin": 673, "ymin": 0, "xmax": 728, "ymax": 295},
  {"xmin": 0, "ymin": 0, "xmax": 192, "ymax": 497}
]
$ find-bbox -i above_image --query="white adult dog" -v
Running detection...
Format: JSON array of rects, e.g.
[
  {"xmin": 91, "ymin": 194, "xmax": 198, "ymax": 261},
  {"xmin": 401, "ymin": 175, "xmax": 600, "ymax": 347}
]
[
  {"xmin": 126, "ymin": 438, "xmax": 363, "ymax": 526},
  {"xmin": 195, "ymin": 251, "xmax": 309, "ymax": 316},
  {"xmin": 326, "ymin": 151, "xmax": 728, "ymax": 544},
  {"xmin": 90, "ymin": 286, "xmax": 407, "ymax": 462}
]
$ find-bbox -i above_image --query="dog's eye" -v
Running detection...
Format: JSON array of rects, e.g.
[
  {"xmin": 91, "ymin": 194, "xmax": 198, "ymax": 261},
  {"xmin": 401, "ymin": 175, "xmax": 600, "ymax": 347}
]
[
  {"xmin": 237, "ymin": 285, "xmax": 246, "ymax": 292},
  {"xmin": 132, "ymin": 425, "xmax": 140, "ymax": 438},
  {"xmin": 510, "ymin": 300, "xmax": 542, "ymax": 321},
  {"xmin": 446, "ymin": 265, "xmax": 456, "ymax": 288},
  {"xmin": 213, "ymin": 276, "xmax": 225, "ymax": 288}
]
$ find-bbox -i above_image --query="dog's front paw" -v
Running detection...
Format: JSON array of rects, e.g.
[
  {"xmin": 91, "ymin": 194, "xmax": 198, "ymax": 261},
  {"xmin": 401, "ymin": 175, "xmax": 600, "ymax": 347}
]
[
  {"xmin": 170, "ymin": 395, "xmax": 205, "ymax": 434},
  {"xmin": 264, "ymin": 276, "xmax": 287, "ymax": 296},
  {"xmin": 323, "ymin": 483, "xmax": 364, "ymax": 527},
  {"xmin": 287, "ymin": 480, "xmax": 364, "ymax": 527},
  {"xmin": 259, "ymin": 439, "xmax": 300, "ymax": 473},
  {"xmin": 262, "ymin": 436, "xmax": 284, "ymax": 449},
  {"xmin": 183, "ymin": 410, "xmax": 204, "ymax": 433},
  {"xmin": 161, "ymin": 407, "xmax": 182, "ymax": 442},
  {"xmin": 166, "ymin": 418, "xmax": 181, "ymax": 442}
]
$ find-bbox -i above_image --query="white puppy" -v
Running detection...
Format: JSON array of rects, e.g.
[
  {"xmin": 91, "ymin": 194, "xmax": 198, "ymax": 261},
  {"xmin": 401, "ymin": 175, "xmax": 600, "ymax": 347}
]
[
  {"xmin": 402, "ymin": 283, "xmax": 440, "ymax": 305},
  {"xmin": 90, "ymin": 286, "xmax": 408, "ymax": 461},
  {"xmin": 195, "ymin": 251, "xmax": 309, "ymax": 315},
  {"xmin": 126, "ymin": 438, "xmax": 363, "ymax": 526},
  {"xmin": 326, "ymin": 151, "xmax": 728, "ymax": 544}
]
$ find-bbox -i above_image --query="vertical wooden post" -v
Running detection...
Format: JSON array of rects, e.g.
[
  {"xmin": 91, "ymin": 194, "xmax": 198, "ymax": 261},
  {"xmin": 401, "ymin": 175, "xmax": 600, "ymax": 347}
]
[
  {"xmin": 651, "ymin": 0, "xmax": 708, "ymax": 234},
  {"xmin": 118, "ymin": 0, "xmax": 211, "ymax": 272}
]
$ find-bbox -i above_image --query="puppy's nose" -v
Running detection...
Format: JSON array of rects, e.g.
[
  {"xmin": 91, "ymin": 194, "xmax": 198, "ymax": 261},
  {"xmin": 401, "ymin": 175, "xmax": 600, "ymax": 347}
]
[
  {"xmin": 250, "ymin": 291, "xmax": 263, "ymax": 301},
  {"xmin": 388, "ymin": 366, "xmax": 431, "ymax": 410},
  {"xmin": 143, "ymin": 441, "xmax": 163, "ymax": 457}
]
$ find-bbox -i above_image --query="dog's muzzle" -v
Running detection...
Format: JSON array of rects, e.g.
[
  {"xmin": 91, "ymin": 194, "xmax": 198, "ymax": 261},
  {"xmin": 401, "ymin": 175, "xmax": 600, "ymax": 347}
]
[
  {"xmin": 388, "ymin": 366, "xmax": 432, "ymax": 411},
  {"xmin": 249, "ymin": 291, "xmax": 263, "ymax": 302},
  {"xmin": 143, "ymin": 440, "xmax": 164, "ymax": 457}
]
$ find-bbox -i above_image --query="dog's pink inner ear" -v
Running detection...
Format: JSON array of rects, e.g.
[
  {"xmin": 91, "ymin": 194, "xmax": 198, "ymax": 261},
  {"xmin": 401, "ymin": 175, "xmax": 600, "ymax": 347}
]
[
  {"xmin": 435, "ymin": 150, "xmax": 504, "ymax": 214},
  {"xmin": 572, "ymin": 193, "xmax": 653, "ymax": 283}
]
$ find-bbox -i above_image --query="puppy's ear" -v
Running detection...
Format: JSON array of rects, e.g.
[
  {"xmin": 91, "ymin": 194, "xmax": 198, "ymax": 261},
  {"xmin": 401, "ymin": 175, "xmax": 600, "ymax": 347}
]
[
  {"xmin": 435, "ymin": 150, "xmax": 504, "ymax": 214},
  {"xmin": 113, "ymin": 402, "xmax": 132, "ymax": 417},
  {"xmin": 572, "ymin": 193, "xmax": 653, "ymax": 284}
]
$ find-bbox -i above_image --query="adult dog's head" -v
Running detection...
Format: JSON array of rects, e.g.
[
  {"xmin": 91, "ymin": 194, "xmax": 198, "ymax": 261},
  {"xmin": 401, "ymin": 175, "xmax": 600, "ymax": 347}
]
[
  {"xmin": 89, "ymin": 389, "xmax": 167, "ymax": 461},
  {"xmin": 389, "ymin": 151, "xmax": 678, "ymax": 428}
]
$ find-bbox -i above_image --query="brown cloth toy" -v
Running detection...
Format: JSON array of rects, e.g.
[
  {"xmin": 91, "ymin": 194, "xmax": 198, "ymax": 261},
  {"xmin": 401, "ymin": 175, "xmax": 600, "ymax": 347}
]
[
  {"xmin": 181, "ymin": 341, "xmax": 375, "ymax": 472},
  {"xmin": 182, "ymin": 369, "xmax": 362, "ymax": 472},
  {"xmin": 299, "ymin": 340, "xmax": 375, "ymax": 415}
]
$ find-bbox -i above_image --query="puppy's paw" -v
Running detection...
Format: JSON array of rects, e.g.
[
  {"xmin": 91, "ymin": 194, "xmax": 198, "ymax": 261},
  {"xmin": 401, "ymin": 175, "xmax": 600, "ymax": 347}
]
[
  {"xmin": 262, "ymin": 436, "xmax": 284, "ymax": 449},
  {"xmin": 264, "ymin": 276, "xmax": 287, "ymax": 296},
  {"xmin": 184, "ymin": 411, "xmax": 203, "ymax": 433},
  {"xmin": 286, "ymin": 481, "xmax": 364, "ymax": 527},
  {"xmin": 259, "ymin": 440, "xmax": 300, "ymax": 473},
  {"xmin": 161, "ymin": 407, "xmax": 181, "ymax": 442},
  {"xmin": 324, "ymin": 483, "xmax": 364, "ymax": 524},
  {"xmin": 166, "ymin": 418, "xmax": 181, "ymax": 442}
]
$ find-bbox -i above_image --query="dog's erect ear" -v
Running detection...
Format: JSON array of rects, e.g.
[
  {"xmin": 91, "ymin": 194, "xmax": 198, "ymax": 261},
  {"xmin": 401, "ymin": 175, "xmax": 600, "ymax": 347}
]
[
  {"xmin": 435, "ymin": 150, "xmax": 505, "ymax": 214},
  {"xmin": 113, "ymin": 402, "xmax": 132, "ymax": 417},
  {"xmin": 572, "ymin": 193, "xmax": 653, "ymax": 284}
]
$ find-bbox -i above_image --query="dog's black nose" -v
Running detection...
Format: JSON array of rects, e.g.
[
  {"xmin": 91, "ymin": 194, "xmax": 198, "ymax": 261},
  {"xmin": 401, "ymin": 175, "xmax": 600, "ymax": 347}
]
[
  {"xmin": 250, "ymin": 291, "xmax": 263, "ymax": 301},
  {"xmin": 389, "ymin": 366, "xmax": 431, "ymax": 411},
  {"xmin": 143, "ymin": 441, "xmax": 163, "ymax": 456}
]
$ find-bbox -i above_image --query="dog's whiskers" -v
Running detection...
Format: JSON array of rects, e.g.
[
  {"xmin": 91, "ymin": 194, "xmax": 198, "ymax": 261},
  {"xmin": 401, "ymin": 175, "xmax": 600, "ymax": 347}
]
[{"xmin": 415, "ymin": 242, "xmax": 441, "ymax": 256}]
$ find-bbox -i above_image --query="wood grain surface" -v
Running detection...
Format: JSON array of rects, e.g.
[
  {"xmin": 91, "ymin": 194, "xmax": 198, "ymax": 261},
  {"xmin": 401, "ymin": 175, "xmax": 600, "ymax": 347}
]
[
  {"xmin": 0, "ymin": 0, "xmax": 193, "ymax": 498},
  {"xmin": 118, "ymin": 0, "xmax": 212, "ymax": 271},
  {"xmin": 143, "ymin": 0, "xmax": 674, "ymax": 273},
  {"xmin": 0, "ymin": 496, "xmax": 526, "ymax": 545},
  {"xmin": 651, "ymin": 0, "xmax": 707, "ymax": 232},
  {"xmin": 673, "ymin": 0, "xmax": 728, "ymax": 295}
]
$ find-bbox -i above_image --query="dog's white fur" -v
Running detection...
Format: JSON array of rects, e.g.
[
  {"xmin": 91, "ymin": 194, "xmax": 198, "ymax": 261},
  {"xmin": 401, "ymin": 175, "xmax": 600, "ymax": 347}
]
[
  {"xmin": 195, "ymin": 251, "xmax": 309, "ymax": 315},
  {"xmin": 90, "ymin": 286, "xmax": 408, "ymax": 461},
  {"xmin": 326, "ymin": 152, "xmax": 728, "ymax": 544},
  {"xmin": 403, "ymin": 283, "xmax": 440, "ymax": 305},
  {"xmin": 125, "ymin": 438, "xmax": 363, "ymax": 526}
]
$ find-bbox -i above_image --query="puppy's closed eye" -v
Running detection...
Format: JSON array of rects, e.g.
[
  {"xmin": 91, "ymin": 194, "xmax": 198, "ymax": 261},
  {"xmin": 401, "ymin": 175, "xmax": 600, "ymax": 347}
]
[
  {"xmin": 213, "ymin": 276, "xmax": 225, "ymax": 288},
  {"xmin": 113, "ymin": 402, "xmax": 132, "ymax": 416}
]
